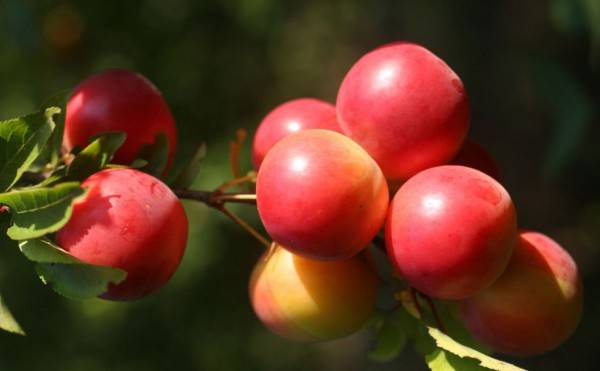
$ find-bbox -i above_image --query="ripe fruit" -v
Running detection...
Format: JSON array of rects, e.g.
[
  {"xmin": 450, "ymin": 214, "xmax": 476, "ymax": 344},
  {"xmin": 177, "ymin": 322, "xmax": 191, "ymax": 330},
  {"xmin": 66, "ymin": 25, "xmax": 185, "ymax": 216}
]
[
  {"xmin": 56, "ymin": 168, "xmax": 188, "ymax": 300},
  {"xmin": 337, "ymin": 42, "xmax": 470, "ymax": 181},
  {"xmin": 385, "ymin": 165, "xmax": 516, "ymax": 299},
  {"xmin": 249, "ymin": 245, "xmax": 378, "ymax": 341},
  {"xmin": 451, "ymin": 139, "xmax": 501, "ymax": 181},
  {"xmin": 64, "ymin": 69, "xmax": 177, "ymax": 166},
  {"xmin": 459, "ymin": 231, "xmax": 583, "ymax": 356},
  {"xmin": 252, "ymin": 98, "xmax": 341, "ymax": 168},
  {"xmin": 256, "ymin": 129, "xmax": 389, "ymax": 260}
]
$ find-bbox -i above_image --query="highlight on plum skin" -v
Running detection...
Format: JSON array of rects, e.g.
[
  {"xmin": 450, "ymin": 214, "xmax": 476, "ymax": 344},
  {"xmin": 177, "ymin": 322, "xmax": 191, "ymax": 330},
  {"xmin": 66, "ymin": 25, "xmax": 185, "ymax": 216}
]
[
  {"xmin": 256, "ymin": 129, "xmax": 389, "ymax": 260},
  {"xmin": 459, "ymin": 230, "xmax": 583, "ymax": 356},
  {"xmin": 64, "ymin": 68, "xmax": 177, "ymax": 167},
  {"xmin": 337, "ymin": 42, "xmax": 470, "ymax": 182},
  {"xmin": 56, "ymin": 168, "xmax": 189, "ymax": 301},
  {"xmin": 385, "ymin": 165, "xmax": 517, "ymax": 300},
  {"xmin": 252, "ymin": 98, "xmax": 341, "ymax": 169},
  {"xmin": 249, "ymin": 245, "xmax": 378, "ymax": 341}
]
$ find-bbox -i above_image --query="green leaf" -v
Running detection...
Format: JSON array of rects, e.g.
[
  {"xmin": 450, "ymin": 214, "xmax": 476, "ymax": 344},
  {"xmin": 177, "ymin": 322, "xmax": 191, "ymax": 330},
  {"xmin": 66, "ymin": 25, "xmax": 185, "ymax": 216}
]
[
  {"xmin": 368, "ymin": 311, "xmax": 409, "ymax": 362},
  {"xmin": 66, "ymin": 132, "xmax": 126, "ymax": 181},
  {"xmin": 426, "ymin": 349, "xmax": 487, "ymax": 371},
  {"xmin": 19, "ymin": 239, "xmax": 126, "ymax": 299},
  {"xmin": 0, "ymin": 107, "xmax": 59, "ymax": 191},
  {"xmin": 0, "ymin": 295, "xmax": 25, "ymax": 335},
  {"xmin": 0, "ymin": 182, "xmax": 86, "ymax": 240},
  {"xmin": 427, "ymin": 327, "xmax": 526, "ymax": 371},
  {"xmin": 40, "ymin": 90, "xmax": 70, "ymax": 166},
  {"xmin": 135, "ymin": 133, "xmax": 169, "ymax": 178},
  {"xmin": 170, "ymin": 142, "xmax": 207, "ymax": 189}
]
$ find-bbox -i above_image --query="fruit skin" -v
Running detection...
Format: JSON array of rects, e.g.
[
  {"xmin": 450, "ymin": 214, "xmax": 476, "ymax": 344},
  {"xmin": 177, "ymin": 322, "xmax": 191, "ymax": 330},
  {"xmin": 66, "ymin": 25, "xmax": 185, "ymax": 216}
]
[
  {"xmin": 337, "ymin": 42, "xmax": 470, "ymax": 181},
  {"xmin": 252, "ymin": 98, "xmax": 341, "ymax": 169},
  {"xmin": 459, "ymin": 231, "xmax": 583, "ymax": 356},
  {"xmin": 385, "ymin": 165, "xmax": 517, "ymax": 299},
  {"xmin": 451, "ymin": 139, "xmax": 501, "ymax": 181},
  {"xmin": 249, "ymin": 245, "xmax": 378, "ymax": 341},
  {"xmin": 56, "ymin": 168, "xmax": 188, "ymax": 300},
  {"xmin": 256, "ymin": 129, "xmax": 389, "ymax": 260},
  {"xmin": 64, "ymin": 69, "xmax": 177, "ymax": 166}
]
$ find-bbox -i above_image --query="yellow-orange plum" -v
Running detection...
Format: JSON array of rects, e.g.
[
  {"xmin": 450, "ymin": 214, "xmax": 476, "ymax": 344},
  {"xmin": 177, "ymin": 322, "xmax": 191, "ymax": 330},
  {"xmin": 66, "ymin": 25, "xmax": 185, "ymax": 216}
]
[{"xmin": 249, "ymin": 245, "xmax": 378, "ymax": 341}]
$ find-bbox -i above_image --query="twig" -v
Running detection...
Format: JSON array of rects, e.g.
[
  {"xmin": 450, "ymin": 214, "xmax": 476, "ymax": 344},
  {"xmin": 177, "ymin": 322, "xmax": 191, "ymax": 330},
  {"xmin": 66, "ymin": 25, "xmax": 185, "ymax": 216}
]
[
  {"xmin": 217, "ymin": 206, "xmax": 270, "ymax": 248},
  {"xmin": 410, "ymin": 287, "xmax": 423, "ymax": 318},
  {"xmin": 422, "ymin": 293, "xmax": 447, "ymax": 333},
  {"xmin": 216, "ymin": 172, "xmax": 256, "ymax": 192},
  {"xmin": 173, "ymin": 189, "xmax": 256, "ymax": 207}
]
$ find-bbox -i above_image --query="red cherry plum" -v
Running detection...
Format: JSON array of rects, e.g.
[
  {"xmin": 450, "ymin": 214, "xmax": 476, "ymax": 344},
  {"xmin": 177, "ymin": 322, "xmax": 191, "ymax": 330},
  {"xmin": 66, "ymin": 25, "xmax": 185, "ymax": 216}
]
[
  {"xmin": 257, "ymin": 129, "xmax": 389, "ymax": 260},
  {"xmin": 337, "ymin": 42, "xmax": 470, "ymax": 181},
  {"xmin": 56, "ymin": 168, "xmax": 188, "ymax": 300},
  {"xmin": 252, "ymin": 98, "xmax": 340, "ymax": 168},
  {"xmin": 64, "ymin": 69, "xmax": 177, "ymax": 166},
  {"xmin": 459, "ymin": 231, "xmax": 583, "ymax": 356},
  {"xmin": 385, "ymin": 165, "xmax": 516, "ymax": 299}
]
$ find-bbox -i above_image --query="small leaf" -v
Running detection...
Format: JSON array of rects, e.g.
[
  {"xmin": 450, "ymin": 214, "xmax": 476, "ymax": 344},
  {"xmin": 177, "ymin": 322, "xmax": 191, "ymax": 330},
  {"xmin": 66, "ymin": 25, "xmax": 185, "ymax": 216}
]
[
  {"xmin": 0, "ymin": 182, "xmax": 86, "ymax": 240},
  {"xmin": 66, "ymin": 132, "xmax": 126, "ymax": 181},
  {"xmin": 19, "ymin": 239, "xmax": 126, "ymax": 299},
  {"xmin": 40, "ymin": 90, "xmax": 70, "ymax": 166},
  {"xmin": 0, "ymin": 107, "xmax": 59, "ymax": 191},
  {"xmin": 135, "ymin": 133, "xmax": 169, "ymax": 178},
  {"xmin": 170, "ymin": 142, "xmax": 207, "ymax": 189},
  {"xmin": 0, "ymin": 295, "xmax": 25, "ymax": 335},
  {"xmin": 426, "ymin": 349, "xmax": 486, "ymax": 371},
  {"xmin": 427, "ymin": 327, "xmax": 526, "ymax": 371},
  {"xmin": 368, "ymin": 313, "xmax": 408, "ymax": 362}
]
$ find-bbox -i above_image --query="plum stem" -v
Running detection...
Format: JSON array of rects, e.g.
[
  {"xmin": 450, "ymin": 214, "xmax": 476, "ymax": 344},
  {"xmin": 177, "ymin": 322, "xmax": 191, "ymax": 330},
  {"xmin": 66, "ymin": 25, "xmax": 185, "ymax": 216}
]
[
  {"xmin": 421, "ymin": 293, "xmax": 447, "ymax": 333},
  {"xmin": 217, "ymin": 172, "xmax": 256, "ymax": 192},
  {"xmin": 217, "ymin": 206, "xmax": 271, "ymax": 249}
]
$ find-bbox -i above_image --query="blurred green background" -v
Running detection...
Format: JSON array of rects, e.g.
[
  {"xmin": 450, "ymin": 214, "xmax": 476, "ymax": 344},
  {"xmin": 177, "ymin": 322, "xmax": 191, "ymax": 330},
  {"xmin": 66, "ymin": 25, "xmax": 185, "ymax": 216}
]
[{"xmin": 0, "ymin": 0, "xmax": 599, "ymax": 370}]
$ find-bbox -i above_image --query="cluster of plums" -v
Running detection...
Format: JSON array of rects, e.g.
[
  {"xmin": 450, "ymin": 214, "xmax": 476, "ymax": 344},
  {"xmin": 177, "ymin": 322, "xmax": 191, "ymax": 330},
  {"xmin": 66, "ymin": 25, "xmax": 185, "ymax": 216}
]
[
  {"xmin": 249, "ymin": 42, "xmax": 583, "ymax": 356},
  {"xmin": 50, "ymin": 42, "xmax": 582, "ymax": 358}
]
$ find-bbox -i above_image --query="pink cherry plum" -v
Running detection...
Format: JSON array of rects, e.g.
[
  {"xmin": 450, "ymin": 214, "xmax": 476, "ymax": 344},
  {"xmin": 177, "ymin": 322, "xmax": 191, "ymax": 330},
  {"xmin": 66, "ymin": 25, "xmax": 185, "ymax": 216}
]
[
  {"xmin": 385, "ymin": 165, "xmax": 517, "ymax": 299},
  {"xmin": 337, "ymin": 42, "xmax": 470, "ymax": 181},
  {"xmin": 257, "ymin": 129, "xmax": 389, "ymax": 260},
  {"xmin": 252, "ymin": 98, "xmax": 341, "ymax": 168},
  {"xmin": 56, "ymin": 168, "xmax": 188, "ymax": 300},
  {"xmin": 459, "ymin": 230, "xmax": 583, "ymax": 356}
]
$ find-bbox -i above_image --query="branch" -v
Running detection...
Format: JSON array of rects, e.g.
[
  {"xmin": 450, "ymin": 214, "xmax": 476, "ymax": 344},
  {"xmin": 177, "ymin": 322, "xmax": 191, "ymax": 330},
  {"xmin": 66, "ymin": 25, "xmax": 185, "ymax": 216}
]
[{"xmin": 173, "ymin": 189, "xmax": 256, "ymax": 207}]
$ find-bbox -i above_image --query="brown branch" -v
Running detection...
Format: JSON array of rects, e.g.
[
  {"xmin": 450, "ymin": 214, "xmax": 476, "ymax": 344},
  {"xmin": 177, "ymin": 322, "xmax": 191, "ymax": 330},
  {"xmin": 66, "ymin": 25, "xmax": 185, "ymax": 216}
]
[{"xmin": 173, "ymin": 189, "xmax": 256, "ymax": 207}]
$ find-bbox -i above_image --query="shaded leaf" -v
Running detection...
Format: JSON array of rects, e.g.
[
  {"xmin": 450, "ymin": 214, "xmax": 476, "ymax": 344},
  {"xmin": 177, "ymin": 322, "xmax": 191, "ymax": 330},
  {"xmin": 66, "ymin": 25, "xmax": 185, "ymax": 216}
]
[
  {"xmin": 0, "ymin": 107, "xmax": 59, "ymax": 191},
  {"xmin": 135, "ymin": 133, "xmax": 169, "ymax": 178},
  {"xmin": 0, "ymin": 182, "xmax": 86, "ymax": 240},
  {"xmin": 170, "ymin": 142, "xmax": 207, "ymax": 189},
  {"xmin": 369, "ymin": 308, "xmax": 414, "ymax": 362},
  {"xmin": 40, "ymin": 90, "xmax": 70, "ymax": 166},
  {"xmin": 0, "ymin": 295, "xmax": 25, "ymax": 335},
  {"xmin": 66, "ymin": 132, "xmax": 126, "ymax": 181},
  {"xmin": 427, "ymin": 327, "xmax": 526, "ymax": 371},
  {"xmin": 19, "ymin": 239, "xmax": 126, "ymax": 299}
]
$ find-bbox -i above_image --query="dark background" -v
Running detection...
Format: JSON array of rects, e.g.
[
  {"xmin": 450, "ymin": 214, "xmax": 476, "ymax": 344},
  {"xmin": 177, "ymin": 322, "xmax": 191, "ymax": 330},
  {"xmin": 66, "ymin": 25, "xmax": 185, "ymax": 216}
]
[{"xmin": 0, "ymin": 0, "xmax": 599, "ymax": 370}]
